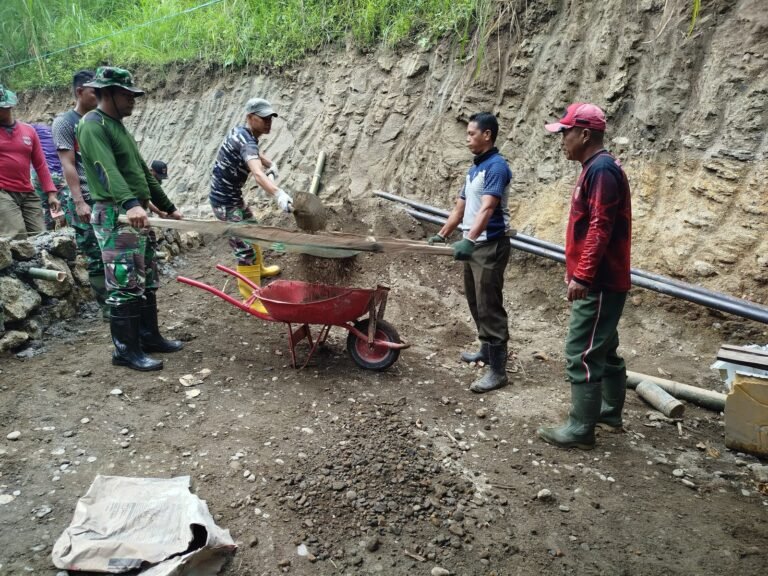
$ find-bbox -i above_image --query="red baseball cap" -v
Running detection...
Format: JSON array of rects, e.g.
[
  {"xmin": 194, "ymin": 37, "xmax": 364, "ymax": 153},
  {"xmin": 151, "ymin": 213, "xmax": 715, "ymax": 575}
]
[{"xmin": 545, "ymin": 103, "xmax": 606, "ymax": 133}]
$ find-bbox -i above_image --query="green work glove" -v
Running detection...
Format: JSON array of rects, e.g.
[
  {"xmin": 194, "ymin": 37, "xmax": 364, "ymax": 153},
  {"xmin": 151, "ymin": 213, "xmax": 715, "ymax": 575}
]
[
  {"xmin": 452, "ymin": 238, "xmax": 476, "ymax": 261},
  {"xmin": 428, "ymin": 233, "xmax": 446, "ymax": 245}
]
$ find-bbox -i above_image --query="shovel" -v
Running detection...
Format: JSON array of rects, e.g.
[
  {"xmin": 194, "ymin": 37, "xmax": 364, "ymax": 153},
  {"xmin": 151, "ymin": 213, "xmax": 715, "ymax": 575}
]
[
  {"xmin": 292, "ymin": 191, "xmax": 327, "ymax": 232},
  {"xmin": 272, "ymin": 151, "xmax": 328, "ymax": 232}
]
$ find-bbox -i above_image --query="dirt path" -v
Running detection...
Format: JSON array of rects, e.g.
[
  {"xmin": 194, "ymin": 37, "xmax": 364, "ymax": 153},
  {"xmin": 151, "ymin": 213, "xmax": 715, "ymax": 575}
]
[{"xmin": 1, "ymin": 239, "xmax": 767, "ymax": 575}]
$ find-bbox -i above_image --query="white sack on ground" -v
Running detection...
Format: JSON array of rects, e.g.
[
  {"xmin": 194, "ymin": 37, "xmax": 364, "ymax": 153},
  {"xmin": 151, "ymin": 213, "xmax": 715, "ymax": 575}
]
[{"xmin": 52, "ymin": 475, "xmax": 236, "ymax": 575}]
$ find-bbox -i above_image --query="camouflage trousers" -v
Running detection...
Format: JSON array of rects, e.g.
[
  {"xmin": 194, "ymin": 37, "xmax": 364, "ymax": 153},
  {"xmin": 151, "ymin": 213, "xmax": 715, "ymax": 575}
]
[
  {"xmin": 63, "ymin": 194, "xmax": 105, "ymax": 279},
  {"xmin": 211, "ymin": 203, "xmax": 257, "ymax": 265},
  {"xmin": 92, "ymin": 202, "xmax": 159, "ymax": 305}
]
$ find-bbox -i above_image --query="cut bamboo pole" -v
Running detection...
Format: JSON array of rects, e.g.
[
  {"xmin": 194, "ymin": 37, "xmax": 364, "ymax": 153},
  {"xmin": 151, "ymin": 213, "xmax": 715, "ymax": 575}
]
[
  {"xmin": 309, "ymin": 151, "xmax": 326, "ymax": 196},
  {"xmin": 636, "ymin": 380, "xmax": 686, "ymax": 418},
  {"xmin": 626, "ymin": 371, "xmax": 725, "ymax": 412},
  {"xmin": 28, "ymin": 267, "xmax": 65, "ymax": 282}
]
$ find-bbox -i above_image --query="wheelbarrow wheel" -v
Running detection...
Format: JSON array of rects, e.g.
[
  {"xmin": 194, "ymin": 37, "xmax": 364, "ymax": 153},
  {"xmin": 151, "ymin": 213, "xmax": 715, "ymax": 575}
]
[{"xmin": 347, "ymin": 319, "xmax": 401, "ymax": 371}]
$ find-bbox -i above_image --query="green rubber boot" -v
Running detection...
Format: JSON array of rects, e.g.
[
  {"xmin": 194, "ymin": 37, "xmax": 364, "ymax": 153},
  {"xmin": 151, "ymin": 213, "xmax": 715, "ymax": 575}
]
[
  {"xmin": 597, "ymin": 371, "xmax": 627, "ymax": 432},
  {"xmin": 537, "ymin": 382, "xmax": 602, "ymax": 450}
]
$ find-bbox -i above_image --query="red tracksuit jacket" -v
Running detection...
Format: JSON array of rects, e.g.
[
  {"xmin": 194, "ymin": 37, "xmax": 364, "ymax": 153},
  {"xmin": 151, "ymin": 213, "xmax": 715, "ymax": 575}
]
[{"xmin": 566, "ymin": 150, "xmax": 632, "ymax": 292}]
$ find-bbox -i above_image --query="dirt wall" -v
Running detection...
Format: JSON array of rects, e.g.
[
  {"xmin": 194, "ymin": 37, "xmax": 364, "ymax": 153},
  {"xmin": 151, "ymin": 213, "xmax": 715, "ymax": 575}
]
[{"xmin": 20, "ymin": 0, "xmax": 768, "ymax": 300}]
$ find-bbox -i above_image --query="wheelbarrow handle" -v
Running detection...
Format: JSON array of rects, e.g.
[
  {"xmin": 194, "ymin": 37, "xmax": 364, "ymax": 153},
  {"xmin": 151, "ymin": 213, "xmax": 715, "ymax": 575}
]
[{"xmin": 215, "ymin": 264, "xmax": 263, "ymax": 296}]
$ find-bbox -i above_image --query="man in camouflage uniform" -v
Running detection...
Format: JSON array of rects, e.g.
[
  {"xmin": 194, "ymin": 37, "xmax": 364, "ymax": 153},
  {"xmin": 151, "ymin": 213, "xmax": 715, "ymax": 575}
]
[
  {"xmin": 52, "ymin": 70, "xmax": 109, "ymax": 317},
  {"xmin": 209, "ymin": 97, "xmax": 292, "ymax": 312},
  {"xmin": 77, "ymin": 67, "xmax": 183, "ymax": 371}
]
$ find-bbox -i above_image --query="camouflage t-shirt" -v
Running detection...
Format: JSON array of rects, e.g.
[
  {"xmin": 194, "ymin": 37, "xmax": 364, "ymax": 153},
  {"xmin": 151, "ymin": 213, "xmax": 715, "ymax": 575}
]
[
  {"xmin": 209, "ymin": 125, "xmax": 260, "ymax": 207},
  {"xmin": 52, "ymin": 109, "xmax": 90, "ymax": 202}
]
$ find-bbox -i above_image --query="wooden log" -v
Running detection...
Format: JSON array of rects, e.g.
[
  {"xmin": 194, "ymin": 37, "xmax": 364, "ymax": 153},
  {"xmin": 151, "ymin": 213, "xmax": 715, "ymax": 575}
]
[
  {"xmin": 626, "ymin": 371, "xmax": 726, "ymax": 412},
  {"xmin": 117, "ymin": 216, "xmax": 455, "ymax": 257},
  {"xmin": 635, "ymin": 380, "xmax": 686, "ymax": 418}
]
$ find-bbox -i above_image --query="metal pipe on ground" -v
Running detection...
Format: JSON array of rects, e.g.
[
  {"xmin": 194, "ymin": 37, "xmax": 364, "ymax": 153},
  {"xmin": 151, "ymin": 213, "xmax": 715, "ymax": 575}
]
[
  {"xmin": 401, "ymin": 204, "xmax": 768, "ymax": 325},
  {"xmin": 627, "ymin": 371, "xmax": 726, "ymax": 412},
  {"xmin": 28, "ymin": 267, "xmax": 66, "ymax": 282}
]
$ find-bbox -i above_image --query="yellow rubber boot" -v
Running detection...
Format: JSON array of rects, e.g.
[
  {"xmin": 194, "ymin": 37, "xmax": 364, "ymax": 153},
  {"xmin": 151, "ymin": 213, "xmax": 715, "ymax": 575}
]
[
  {"xmin": 236, "ymin": 264, "xmax": 267, "ymax": 313},
  {"xmin": 255, "ymin": 245, "xmax": 281, "ymax": 278}
]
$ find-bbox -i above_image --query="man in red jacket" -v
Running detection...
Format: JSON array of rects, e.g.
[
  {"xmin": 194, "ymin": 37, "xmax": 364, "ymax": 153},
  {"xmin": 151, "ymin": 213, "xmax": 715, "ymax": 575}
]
[
  {"xmin": 538, "ymin": 103, "xmax": 632, "ymax": 450},
  {"xmin": 0, "ymin": 85, "xmax": 61, "ymax": 239}
]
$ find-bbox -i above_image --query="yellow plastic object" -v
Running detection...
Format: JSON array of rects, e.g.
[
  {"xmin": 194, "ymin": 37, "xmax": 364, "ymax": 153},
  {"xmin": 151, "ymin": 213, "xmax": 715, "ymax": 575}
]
[
  {"xmin": 725, "ymin": 373, "xmax": 768, "ymax": 456},
  {"xmin": 255, "ymin": 245, "xmax": 281, "ymax": 278},
  {"xmin": 236, "ymin": 264, "xmax": 267, "ymax": 314}
]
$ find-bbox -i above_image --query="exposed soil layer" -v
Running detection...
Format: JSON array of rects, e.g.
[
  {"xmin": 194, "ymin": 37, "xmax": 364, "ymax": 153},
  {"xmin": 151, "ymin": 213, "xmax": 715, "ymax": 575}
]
[{"xmin": 18, "ymin": 0, "xmax": 768, "ymax": 300}]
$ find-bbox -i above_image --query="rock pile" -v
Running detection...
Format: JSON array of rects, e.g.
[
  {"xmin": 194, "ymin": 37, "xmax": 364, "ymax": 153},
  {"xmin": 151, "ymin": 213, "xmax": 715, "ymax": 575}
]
[
  {"xmin": 0, "ymin": 229, "xmax": 203, "ymax": 356},
  {"xmin": 244, "ymin": 400, "xmax": 514, "ymax": 572}
]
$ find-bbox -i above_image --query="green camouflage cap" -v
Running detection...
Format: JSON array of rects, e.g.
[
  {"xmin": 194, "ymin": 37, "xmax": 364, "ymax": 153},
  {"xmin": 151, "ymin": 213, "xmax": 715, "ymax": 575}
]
[
  {"xmin": 83, "ymin": 66, "xmax": 145, "ymax": 95},
  {"xmin": 0, "ymin": 84, "xmax": 18, "ymax": 108}
]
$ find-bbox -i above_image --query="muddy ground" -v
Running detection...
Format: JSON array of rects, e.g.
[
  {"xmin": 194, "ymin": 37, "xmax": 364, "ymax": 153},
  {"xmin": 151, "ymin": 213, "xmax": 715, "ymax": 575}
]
[{"xmin": 1, "ymin": 231, "xmax": 767, "ymax": 576}]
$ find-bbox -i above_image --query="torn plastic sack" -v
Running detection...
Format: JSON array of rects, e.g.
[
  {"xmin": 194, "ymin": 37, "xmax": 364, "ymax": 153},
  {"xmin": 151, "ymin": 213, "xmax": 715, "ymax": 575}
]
[{"xmin": 52, "ymin": 475, "xmax": 236, "ymax": 575}]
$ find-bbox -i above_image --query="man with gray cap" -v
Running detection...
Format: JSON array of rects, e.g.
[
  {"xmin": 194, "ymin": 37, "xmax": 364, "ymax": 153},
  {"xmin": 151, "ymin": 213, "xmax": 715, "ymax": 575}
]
[{"xmin": 209, "ymin": 97, "xmax": 292, "ymax": 312}]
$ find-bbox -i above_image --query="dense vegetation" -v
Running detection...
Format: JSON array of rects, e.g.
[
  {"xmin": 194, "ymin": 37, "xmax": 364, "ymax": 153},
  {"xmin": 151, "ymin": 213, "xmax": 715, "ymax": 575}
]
[{"xmin": 0, "ymin": 0, "xmax": 481, "ymax": 89}]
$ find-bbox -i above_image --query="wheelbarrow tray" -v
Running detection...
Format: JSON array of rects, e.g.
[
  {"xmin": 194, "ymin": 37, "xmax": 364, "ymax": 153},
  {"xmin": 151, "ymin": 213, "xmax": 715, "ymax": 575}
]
[
  {"xmin": 176, "ymin": 266, "xmax": 407, "ymax": 370},
  {"xmin": 257, "ymin": 280, "xmax": 384, "ymax": 325}
]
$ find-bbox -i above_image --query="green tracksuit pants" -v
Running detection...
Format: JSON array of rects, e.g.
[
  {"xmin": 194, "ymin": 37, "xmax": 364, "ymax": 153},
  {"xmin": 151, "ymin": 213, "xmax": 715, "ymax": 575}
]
[{"xmin": 565, "ymin": 291, "xmax": 627, "ymax": 385}]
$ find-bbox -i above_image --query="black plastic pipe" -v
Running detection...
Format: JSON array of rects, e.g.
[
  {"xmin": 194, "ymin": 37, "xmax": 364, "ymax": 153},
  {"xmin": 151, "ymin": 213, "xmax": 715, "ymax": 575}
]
[
  {"xmin": 380, "ymin": 190, "xmax": 768, "ymax": 315},
  {"xmin": 402, "ymin": 207, "xmax": 768, "ymax": 325}
]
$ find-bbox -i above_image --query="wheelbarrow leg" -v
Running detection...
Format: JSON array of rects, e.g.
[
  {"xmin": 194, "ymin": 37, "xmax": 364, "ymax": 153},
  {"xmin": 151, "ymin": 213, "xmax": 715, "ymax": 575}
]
[
  {"xmin": 300, "ymin": 324, "xmax": 331, "ymax": 369},
  {"xmin": 286, "ymin": 323, "xmax": 313, "ymax": 369}
]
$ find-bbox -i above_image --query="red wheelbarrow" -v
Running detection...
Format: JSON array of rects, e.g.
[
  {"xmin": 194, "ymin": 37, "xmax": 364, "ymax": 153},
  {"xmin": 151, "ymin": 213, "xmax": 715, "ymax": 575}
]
[{"xmin": 177, "ymin": 265, "xmax": 409, "ymax": 370}]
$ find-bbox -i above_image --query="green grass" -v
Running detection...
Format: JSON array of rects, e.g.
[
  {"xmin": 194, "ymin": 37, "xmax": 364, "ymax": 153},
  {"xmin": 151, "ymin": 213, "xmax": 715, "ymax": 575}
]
[{"xmin": 0, "ymin": 0, "xmax": 477, "ymax": 89}]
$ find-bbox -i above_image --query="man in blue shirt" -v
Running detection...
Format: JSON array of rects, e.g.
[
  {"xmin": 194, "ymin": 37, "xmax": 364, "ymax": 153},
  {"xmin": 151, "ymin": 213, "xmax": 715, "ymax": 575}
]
[
  {"xmin": 429, "ymin": 112, "xmax": 513, "ymax": 393},
  {"xmin": 209, "ymin": 98, "xmax": 292, "ymax": 312}
]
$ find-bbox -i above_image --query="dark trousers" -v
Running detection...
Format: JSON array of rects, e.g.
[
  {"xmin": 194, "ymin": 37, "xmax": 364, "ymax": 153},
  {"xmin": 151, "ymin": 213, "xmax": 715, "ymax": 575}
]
[
  {"xmin": 463, "ymin": 236, "xmax": 511, "ymax": 344},
  {"xmin": 565, "ymin": 291, "xmax": 627, "ymax": 385}
]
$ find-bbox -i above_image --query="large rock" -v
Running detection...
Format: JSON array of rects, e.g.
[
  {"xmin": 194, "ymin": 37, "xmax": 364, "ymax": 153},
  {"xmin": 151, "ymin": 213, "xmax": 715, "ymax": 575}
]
[
  {"xmin": 0, "ymin": 330, "xmax": 29, "ymax": 352},
  {"xmin": 180, "ymin": 231, "xmax": 204, "ymax": 249},
  {"xmin": 69, "ymin": 256, "xmax": 90, "ymax": 287},
  {"xmin": 0, "ymin": 238, "xmax": 12, "ymax": 271},
  {"xmin": 0, "ymin": 276, "xmax": 41, "ymax": 321},
  {"xmin": 48, "ymin": 298, "xmax": 77, "ymax": 320},
  {"xmin": 33, "ymin": 251, "xmax": 74, "ymax": 298},
  {"xmin": 10, "ymin": 239, "xmax": 36, "ymax": 261},
  {"xmin": 49, "ymin": 236, "xmax": 77, "ymax": 260},
  {"xmin": 22, "ymin": 318, "xmax": 43, "ymax": 340}
]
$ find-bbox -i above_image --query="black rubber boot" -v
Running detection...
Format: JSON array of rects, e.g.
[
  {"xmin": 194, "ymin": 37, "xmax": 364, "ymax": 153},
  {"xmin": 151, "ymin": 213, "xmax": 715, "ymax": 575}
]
[
  {"xmin": 139, "ymin": 291, "xmax": 184, "ymax": 353},
  {"xmin": 597, "ymin": 371, "xmax": 627, "ymax": 432},
  {"xmin": 537, "ymin": 382, "xmax": 602, "ymax": 450},
  {"xmin": 470, "ymin": 343, "xmax": 509, "ymax": 393},
  {"xmin": 111, "ymin": 302, "xmax": 163, "ymax": 371},
  {"xmin": 460, "ymin": 342, "xmax": 490, "ymax": 364}
]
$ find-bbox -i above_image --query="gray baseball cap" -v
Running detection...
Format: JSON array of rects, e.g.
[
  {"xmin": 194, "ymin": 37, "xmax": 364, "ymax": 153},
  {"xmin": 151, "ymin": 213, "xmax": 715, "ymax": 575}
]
[{"xmin": 245, "ymin": 98, "xmax": 277, "ymax": 118}]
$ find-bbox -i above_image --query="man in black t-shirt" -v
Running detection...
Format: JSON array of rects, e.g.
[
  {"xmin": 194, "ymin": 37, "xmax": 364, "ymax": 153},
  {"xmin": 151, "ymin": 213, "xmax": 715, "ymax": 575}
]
[{"xmin": 52, "ymin": 69, "xmax": 108, "ymax": 317}]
